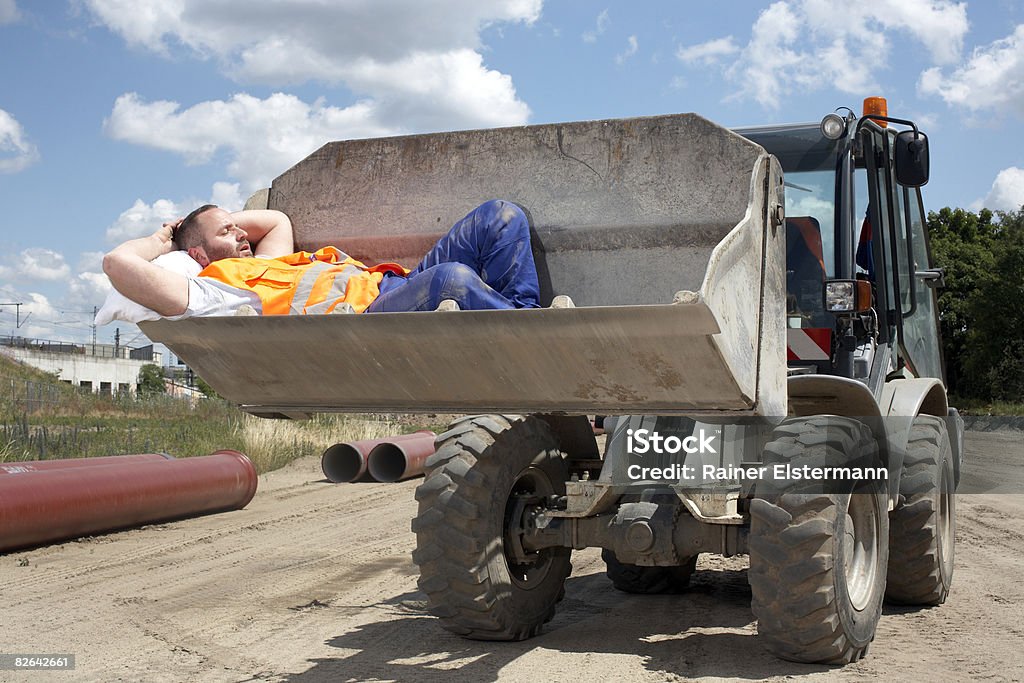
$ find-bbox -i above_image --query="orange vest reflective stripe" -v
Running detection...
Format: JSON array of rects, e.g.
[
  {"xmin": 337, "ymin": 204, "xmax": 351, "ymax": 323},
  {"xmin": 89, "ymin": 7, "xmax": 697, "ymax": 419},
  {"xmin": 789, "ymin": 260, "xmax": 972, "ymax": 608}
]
[{"xmin": 199, "ymin": 247, "xmax": 409, "ymax": 314}]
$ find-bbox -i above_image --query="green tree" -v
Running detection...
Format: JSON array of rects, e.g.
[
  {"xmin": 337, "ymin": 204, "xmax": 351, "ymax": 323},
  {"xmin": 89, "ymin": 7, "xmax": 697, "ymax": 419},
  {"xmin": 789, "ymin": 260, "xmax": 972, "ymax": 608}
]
[
  {"xmin": 138, "ymin": 364, "xmax": 167, "ymax": 395},
  {"xmin": 965, "ymin": 208, "xmax": 1024, "ymax": 400},
  {"xmin": 929, "ymin": 206, "xmax": 1024, "ymax": 401},
  {"xmin": 927, "ymin": 207, "xmax": 997, "ymax": 397},
  {"xmin": 194, "ymin": 375, "xmax": 220, "ymax": 399}
]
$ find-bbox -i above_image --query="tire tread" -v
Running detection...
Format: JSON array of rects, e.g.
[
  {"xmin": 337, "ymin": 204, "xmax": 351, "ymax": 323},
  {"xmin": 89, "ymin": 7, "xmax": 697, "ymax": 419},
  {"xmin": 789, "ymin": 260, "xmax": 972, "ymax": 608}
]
[
  {"xmin": 413, "ymin": 415, "xmax": 571, "ymax": 641},
  {"xmin": 750, "ymin": 416, "xmax": 887, "ymax": 664},
  {"xmin": 886, "ymin": 415, "xmax": 955, "ymax": 605}
]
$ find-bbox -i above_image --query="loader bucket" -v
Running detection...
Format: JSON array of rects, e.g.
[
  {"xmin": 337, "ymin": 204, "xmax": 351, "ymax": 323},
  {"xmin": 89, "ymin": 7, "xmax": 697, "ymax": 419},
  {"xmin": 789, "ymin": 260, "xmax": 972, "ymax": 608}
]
[{"xmin": 141, "ymin": 113, "xmax": 787, "ymax": 417}]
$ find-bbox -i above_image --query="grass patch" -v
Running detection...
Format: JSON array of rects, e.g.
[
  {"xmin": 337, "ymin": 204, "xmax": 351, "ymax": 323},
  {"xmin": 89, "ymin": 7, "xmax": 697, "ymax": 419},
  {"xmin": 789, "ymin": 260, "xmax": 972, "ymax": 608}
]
[
  {"xmin": 949, "ymin": 397, "xmax": 1024, "ymax": 416},
  {"xmin": 0, "ymin": 353, "xmax": 451, "ymax": 473},
  {"xmin": 1, "ymin": 399, "xmax": 446, "ymax": 474},
  {"xmin": 238, "ymin": 414, "xmax": 409, "ymax": 473}
]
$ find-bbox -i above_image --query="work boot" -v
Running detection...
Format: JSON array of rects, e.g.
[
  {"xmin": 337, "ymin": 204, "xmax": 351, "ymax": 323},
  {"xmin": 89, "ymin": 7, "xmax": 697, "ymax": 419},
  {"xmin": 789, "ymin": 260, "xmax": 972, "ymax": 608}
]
[
  {"xmin": 551, "ymin": 295, "xmax": 575, "ymax": 309},
  {"xmin": 436, "ymin": 299, "xmax": 461, "ymax": 312}
]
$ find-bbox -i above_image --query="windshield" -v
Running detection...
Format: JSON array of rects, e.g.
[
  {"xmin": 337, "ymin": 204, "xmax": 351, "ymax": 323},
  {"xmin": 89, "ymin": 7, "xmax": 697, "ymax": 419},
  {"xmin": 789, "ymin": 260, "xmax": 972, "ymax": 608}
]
[
  {"xmin": 781, "ymin": 170, "xmax": 836, "ymax": 278},
  {"xmin": 738, "ymin": 124, "xmax": 843, "ymax": 329},
  {"xmin": 738, "ymin": 124, "xmax": 843, "ymax": 278}
]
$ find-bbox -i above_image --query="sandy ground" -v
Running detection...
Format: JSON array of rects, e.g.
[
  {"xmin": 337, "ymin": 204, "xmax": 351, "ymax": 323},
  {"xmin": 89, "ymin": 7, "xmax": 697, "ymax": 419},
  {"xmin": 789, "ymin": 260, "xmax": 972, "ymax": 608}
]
[{"xmin": 3, "ymin": 431, "xmax": 1023, "ymax": 682}]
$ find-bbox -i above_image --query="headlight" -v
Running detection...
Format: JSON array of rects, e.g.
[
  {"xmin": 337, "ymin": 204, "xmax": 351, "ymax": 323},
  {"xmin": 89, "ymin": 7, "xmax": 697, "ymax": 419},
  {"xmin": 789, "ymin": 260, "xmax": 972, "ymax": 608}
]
[
  {"xmin": 825, "ymin": 280, "xmax": 872, "ymax": 314},
  {"xmin": 820, "ymin": 113, "xmax": 846, "ymax": 140}
]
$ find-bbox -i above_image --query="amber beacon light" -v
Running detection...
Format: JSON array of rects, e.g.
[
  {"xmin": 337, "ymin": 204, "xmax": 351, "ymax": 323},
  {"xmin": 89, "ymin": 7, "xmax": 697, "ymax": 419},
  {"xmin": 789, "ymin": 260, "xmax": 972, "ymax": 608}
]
[{"xmin": 863, "ymin": 96, "xmax": 888, "ymax": 127}]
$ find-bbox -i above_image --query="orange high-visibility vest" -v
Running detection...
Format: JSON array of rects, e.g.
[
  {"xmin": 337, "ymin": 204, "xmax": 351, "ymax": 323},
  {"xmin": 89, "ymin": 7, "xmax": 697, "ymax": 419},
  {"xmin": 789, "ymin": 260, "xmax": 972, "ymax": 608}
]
[{"xmin": 199, "ymin": 247, "xmax": 409, "ymax": 314}]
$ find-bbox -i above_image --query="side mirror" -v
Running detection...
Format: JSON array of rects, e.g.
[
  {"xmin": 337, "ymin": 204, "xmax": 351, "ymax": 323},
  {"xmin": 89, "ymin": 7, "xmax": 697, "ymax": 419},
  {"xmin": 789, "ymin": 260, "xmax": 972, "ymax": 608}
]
[{"xmin": 895, "ymin": 129, "xmax": 929, "ymax": 187}]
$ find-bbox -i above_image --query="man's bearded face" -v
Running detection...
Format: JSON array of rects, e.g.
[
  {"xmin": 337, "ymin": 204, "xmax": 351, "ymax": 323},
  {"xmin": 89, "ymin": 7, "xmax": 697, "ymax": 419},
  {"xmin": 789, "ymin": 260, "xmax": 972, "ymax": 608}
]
[{"xmin": 198, "ymin": 209, "xmax": 253, "ymax": 262}]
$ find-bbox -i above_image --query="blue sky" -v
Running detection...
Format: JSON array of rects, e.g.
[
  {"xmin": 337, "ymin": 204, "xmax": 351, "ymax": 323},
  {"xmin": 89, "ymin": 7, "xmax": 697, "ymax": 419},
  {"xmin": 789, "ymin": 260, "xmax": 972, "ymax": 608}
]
[{"xmin": 1, "ymin": 0, "xmax": 1022, "ymax": 346}]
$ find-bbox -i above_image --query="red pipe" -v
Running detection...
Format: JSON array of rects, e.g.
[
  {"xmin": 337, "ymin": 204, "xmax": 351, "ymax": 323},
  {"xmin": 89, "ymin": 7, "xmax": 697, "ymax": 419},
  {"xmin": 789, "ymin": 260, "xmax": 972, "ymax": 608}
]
[
  {"xmin": 367, "ymin": 432, "xmax": 438, "ymax": 482},
  {"xmin": 0, "ymin": 453, "xmax": 174, "ymax": 475},
  {"xmin": 321, "ymin": 431, "xmax": 434, "ymax": 483},
  {"xmin": 0, "ymin": 450, "xmax": 257, "ymax": 553}
]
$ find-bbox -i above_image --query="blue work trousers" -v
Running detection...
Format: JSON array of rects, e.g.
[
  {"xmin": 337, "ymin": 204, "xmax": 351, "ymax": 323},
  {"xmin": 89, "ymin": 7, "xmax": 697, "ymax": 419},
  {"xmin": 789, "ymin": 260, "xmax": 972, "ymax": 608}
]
[{"xmin": 365, "ymin": 199, "xmax": 541, "ymax": 312}]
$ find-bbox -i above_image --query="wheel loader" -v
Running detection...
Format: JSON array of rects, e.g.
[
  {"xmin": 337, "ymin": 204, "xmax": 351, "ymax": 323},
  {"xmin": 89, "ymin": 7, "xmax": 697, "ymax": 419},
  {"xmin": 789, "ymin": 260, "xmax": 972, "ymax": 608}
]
[{"xmin": 142, "ymin": 97, "xmax": 962, "ymax": 664}]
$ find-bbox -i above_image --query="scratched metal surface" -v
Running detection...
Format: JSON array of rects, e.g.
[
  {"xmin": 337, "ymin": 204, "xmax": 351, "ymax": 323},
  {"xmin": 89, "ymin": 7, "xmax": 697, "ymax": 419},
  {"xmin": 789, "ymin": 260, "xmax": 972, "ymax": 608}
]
[
  {"xmin": 267, "ymin": 113, "xmax": 762, "ymax": 308},
  {"xmin": 141, "ymin": 303, "xmax": 760, "ymax": 417}
]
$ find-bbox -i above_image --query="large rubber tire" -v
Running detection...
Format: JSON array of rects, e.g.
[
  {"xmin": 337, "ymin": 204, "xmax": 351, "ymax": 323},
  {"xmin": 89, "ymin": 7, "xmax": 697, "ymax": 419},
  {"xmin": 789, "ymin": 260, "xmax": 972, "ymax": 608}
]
[
  {"xmin": 886, "ymin": 415, "xmax": 956, "ymax": 605},
  {"xmin": 412, "ymin": 415, "xmax": 571, "ymax": 641},
  {"xmin": 602, "ymin": 549, "xmax": 698, "ymax": 594},
  {"xmin": 749, "ymin": 416, "xmax": 889, "ymax": 664}
]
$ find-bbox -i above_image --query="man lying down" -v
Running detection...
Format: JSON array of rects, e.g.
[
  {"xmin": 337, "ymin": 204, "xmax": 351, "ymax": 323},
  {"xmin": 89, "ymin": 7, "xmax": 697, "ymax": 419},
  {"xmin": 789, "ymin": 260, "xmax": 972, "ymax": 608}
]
[{"xmin": 95, "ymin": 199, "xmax": 544, "ymax": 325}]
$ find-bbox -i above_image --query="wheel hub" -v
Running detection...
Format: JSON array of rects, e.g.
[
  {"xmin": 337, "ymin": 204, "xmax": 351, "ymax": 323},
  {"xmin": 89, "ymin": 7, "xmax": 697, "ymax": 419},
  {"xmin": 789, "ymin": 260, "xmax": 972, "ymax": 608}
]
[
  {"xmin": 938, "ymin": 463, "xmax": 953, "ymax": 566},
  {"xmin": 844, "ymin": 493, "xmax": 880, "ymax": 611},
  {"xmin": 503, "ymin": 467, "xmax": 558, "ymax": 589}
]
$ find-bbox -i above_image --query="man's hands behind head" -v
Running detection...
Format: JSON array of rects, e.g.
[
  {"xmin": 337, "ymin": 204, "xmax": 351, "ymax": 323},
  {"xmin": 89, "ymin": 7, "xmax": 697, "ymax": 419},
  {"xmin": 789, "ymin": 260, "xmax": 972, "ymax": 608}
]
[{"xmin": 154, "ymin": 218, "xmax": 182, "ymax": 255}]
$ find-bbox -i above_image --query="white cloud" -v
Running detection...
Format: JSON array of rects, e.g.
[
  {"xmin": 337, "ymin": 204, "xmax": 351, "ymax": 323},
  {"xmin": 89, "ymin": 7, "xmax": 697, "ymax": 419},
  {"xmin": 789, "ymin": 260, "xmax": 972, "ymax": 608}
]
[
  {"xmin": 24, "ymin": 292, "xmax": 57, "ymax": 322},
  {"xmin": 0, "ymin": 0, "xmax": 19, "ymax": 25},
  {"xmin": 103, "ymin": 182, "xmax": 265, "ymax": 244},
  {"xmin": 691, "ymin": 0, "xmax": 969, "ymax": 109},
  {"xmin": 919, "ymin": 24, "xmax": 1024, "ymax": 114},
  {"xmin": 85, "ymin": 0, "xmax": 541, "ymax": 70},
  {"xmin": 676, "ymin": 36, "xmax": 739, "ymax": 65},
  {"xmin": 800, "ymin": 0, "xmax": 967, "ymax": 65},
  {"xmin": 70, "ymin": 253, "xmax": 113, "ymax": 311},
  {"xmin": 0, "ymin": 253, "xmax": 143, "ymax": 341},
  {"xmin": 0, "ymin": 248, "xmax": 71, "ymax": 282},
  {"xmin": 20, "ymin": 249, "xmax": 71, "ymax": 281},
  {"xmin": 615, "ymin": 35, "xmax": 638, "ymax": 65},
  {"xmin": 106, "ymin": 60, "xmax": 530, "ymax": 191},
  {"xmin": 68, "ymin": 271, "xmax": 113, "ymax": 308},
  {"xmin": 210, "ymin": 182, "xmax": 243, "ymax": 211},
  {"xmin": 0, "ymin": 286, "xmax": 73, "ymax": 341},
  {"xmin": 77, "ymin": 251, "xmax": 106, "ymax": 272},
  {"xmin": 104, "ymin": 197, "xmax": 183, "ymax": 244},
  {"xmin": 726, "ymin": 2, "xmax": 807, "ymax": 110},
  {"xmin": 0, "ymin": 108, "xmax": 39, "ymax": 173},
  {"xmin": 788, "ymin": 194, "xmax": 834, "ymax": 220},
  {"xmin": 339, "ymin": 49, "xmax": 531, "ymax": 131},
  {"xmin": 0, "ymin": 290, "xmax": 58, "ymax": 339},
  {"xmin": 974, "ymin": 167, "xmax": 1024, "ymax": 212},
  {"xmin": 0, "ymin": 255, "xmax": 116, "ymax": 341},
  {"xmin": 104, "ymin": 92, "xmax": 393, "ymax": 191},
  {"xmin": 910, "ymin": 111, "xmax": 940, "ymax": 130},
  {"xmin": 583, "ymin": 9, "xmax": 609, "ymax": 43},
  {"xmin": 86, "ymin": 0, "xmax": 535, "ymax": 158}
]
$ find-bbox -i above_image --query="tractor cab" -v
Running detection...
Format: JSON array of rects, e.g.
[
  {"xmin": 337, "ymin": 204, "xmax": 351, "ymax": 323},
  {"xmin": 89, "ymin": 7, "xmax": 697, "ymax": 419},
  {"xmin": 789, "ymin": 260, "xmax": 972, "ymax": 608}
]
[{"xmin": 739, "ymin": 97, "xmax": 944, "ymax": 397}]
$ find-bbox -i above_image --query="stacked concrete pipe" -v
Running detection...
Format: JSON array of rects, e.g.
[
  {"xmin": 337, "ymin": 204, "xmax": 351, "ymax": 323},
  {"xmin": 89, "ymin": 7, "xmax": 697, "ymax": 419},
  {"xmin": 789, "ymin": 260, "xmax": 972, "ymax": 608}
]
[
  {"xmin": 321, "ymin": 431, "xmax": 436, "ymax": 483},
  {"xmin": 367, "ymin": 435, "xmax": 438, "ymax": 482}
]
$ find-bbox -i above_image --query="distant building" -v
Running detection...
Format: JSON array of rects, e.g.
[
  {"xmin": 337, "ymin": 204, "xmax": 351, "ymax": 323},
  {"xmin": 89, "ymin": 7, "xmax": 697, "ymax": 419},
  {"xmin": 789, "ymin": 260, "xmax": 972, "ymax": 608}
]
[{"xmin": 0, "ymin": 336, "xmax": 163, "ymax": 396}]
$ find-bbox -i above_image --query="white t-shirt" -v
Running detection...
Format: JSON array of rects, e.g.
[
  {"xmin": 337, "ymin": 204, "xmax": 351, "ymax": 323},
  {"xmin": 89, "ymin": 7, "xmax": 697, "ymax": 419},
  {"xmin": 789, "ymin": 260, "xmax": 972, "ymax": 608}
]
[{"xmin": 94, "ymin": 251, "xmax": 262, "ymax": 325}]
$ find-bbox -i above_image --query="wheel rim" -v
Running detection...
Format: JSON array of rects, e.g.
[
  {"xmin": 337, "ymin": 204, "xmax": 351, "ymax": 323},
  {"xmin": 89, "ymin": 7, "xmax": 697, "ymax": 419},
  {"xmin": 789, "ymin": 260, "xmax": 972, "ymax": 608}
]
[
  {"xmin": 843, "ymin": 493, "xmax": 880, "ymax": 611},
  {"xmin": 938, "ymin": 462, "xmax": 954, "ymax": 566},
  {"xmin": 503, "ymin": 466, "xmax": 557, "ymax": 590}
]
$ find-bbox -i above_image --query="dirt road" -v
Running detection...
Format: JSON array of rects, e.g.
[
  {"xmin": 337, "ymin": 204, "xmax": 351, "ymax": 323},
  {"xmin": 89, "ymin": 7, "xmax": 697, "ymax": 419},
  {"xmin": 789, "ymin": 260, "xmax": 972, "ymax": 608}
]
[{"xmin": 3, "ymin": 431, "xmax": 1023, "ymax": 682}]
